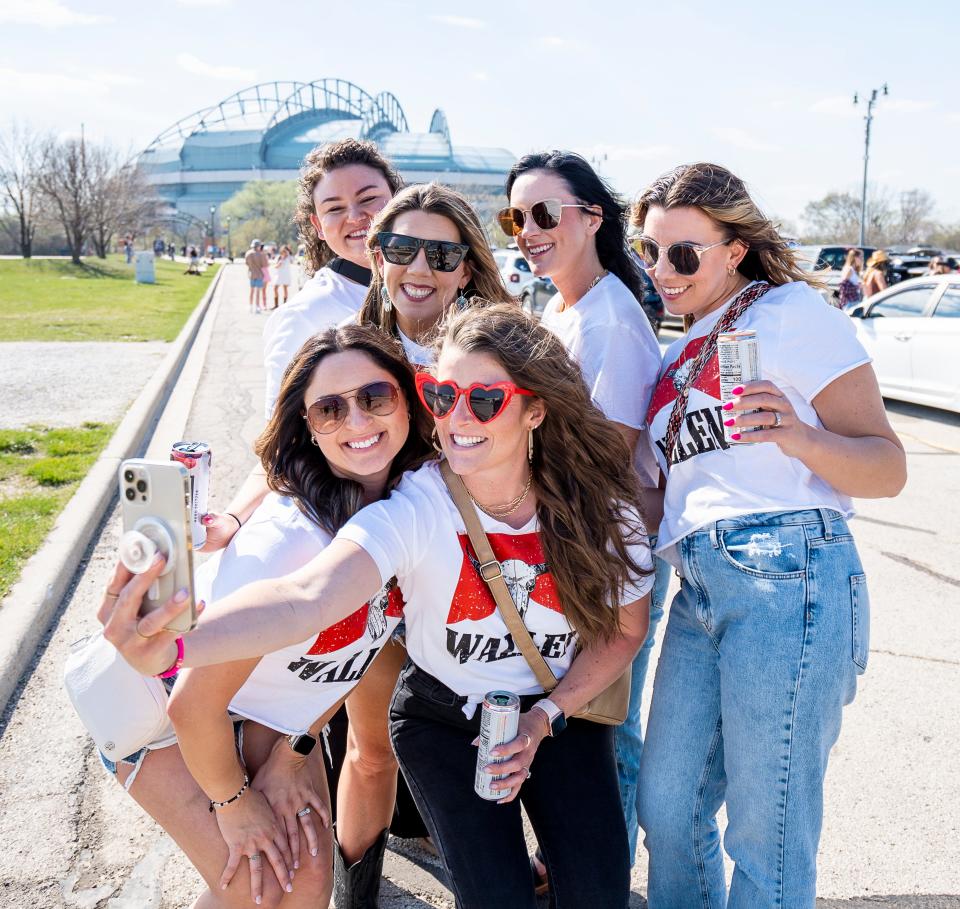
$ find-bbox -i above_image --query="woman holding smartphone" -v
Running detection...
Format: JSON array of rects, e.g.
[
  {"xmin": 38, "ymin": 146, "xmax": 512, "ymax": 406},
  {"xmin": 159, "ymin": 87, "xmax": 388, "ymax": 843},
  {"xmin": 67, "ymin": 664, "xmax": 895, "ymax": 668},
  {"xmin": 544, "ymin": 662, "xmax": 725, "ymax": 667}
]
[
  {"xmin": 97, "ymin": 325, "xmax": 431, "ymax": 908},
  {"xmin": 102, "ymin": 303, "xmax": 654, "ymax": 909}
]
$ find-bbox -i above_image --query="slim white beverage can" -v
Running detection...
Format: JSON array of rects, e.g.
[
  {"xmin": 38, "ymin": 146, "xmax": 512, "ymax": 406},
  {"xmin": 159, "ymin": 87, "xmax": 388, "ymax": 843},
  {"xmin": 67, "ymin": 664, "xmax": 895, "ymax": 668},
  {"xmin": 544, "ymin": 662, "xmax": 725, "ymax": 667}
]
[
  {"xmin": 170, "ymin": 441, "xmax": 211, "ymax": 548},
  {"xmin": 475, "ymin": 691, "xmax": 520, "ymax": 801},
  {"xmin": 718, "ymin": 330, "xmax": 761, "ymax": 445}
]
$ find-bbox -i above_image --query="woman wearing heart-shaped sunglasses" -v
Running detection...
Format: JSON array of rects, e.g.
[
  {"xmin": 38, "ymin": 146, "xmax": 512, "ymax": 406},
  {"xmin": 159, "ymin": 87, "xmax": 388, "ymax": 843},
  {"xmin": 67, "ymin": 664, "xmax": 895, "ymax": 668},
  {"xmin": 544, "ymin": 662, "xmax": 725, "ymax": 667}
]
[{"xmin": 103, "ymin": 302, "xmax": 655, "ymax": 909}]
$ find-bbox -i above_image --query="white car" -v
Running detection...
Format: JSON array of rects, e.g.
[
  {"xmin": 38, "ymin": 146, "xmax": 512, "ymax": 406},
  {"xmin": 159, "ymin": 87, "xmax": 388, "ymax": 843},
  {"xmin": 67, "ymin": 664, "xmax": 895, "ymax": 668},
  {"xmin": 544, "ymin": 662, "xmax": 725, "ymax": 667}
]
[
  {"xmin": 850, "ymin": 275, "xmax": 960, "ymax": 413},
  {"xmin": 493, "ymin": 248, "xmax": 534, "ymax": 293}
]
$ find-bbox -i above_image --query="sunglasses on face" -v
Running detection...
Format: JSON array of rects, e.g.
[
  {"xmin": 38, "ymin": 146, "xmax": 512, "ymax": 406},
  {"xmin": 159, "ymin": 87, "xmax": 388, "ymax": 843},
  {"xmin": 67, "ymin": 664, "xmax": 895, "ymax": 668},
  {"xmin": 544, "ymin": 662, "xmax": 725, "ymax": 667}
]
[
  {"xmin": 496, "ymin": 198, "xmax": 600, "ymax": 237},
  {"xmin": 376, "ymin": 232, "xmax": 470, "ymax": 272},
  {"xmin": 415, "ymin": 373, "xmax": 534, "ymax": 424},
  {"xmin": 629, "ymin": 236, "xmax": 732, "ymax": 276},
  {"xmin": 304, "ymin": 381, "xmax": 401, "ymax": 435}
]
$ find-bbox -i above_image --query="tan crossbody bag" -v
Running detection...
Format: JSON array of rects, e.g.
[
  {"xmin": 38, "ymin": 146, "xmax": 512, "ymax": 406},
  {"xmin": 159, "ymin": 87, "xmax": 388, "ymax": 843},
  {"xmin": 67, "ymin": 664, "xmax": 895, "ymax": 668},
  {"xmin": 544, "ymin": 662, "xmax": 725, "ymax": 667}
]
[{"xmin": 440, "ymin": 460, "xmax": 629, "ymax": 725}]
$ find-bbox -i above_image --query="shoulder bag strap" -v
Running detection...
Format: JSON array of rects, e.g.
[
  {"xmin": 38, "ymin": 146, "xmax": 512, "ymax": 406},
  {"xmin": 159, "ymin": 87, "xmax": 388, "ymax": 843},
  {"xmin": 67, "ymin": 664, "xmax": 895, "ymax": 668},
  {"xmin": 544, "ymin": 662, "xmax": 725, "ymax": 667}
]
[
  {"xmin": 662, "ymin": 281, "xmax": 772, "ymax": 469},
  {"xmin": 438, "ymin": 460, "xmax": 558, "ymax": 693}
]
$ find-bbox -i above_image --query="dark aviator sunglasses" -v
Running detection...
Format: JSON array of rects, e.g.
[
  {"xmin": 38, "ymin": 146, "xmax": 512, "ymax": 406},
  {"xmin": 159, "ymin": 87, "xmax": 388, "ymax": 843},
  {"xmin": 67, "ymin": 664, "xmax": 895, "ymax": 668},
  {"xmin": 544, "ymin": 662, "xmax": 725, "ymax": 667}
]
[{"xmin": 376, "ymin": 232, "xmax": 470, "ymax": 273}]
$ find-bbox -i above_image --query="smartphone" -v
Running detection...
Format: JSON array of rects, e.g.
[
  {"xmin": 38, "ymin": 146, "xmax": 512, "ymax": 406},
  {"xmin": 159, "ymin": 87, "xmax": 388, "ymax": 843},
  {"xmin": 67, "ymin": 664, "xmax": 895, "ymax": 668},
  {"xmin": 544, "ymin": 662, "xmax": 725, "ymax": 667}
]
[{"xmin": 118, "ymin": 459, "xmax": 197, "ymax": 634}]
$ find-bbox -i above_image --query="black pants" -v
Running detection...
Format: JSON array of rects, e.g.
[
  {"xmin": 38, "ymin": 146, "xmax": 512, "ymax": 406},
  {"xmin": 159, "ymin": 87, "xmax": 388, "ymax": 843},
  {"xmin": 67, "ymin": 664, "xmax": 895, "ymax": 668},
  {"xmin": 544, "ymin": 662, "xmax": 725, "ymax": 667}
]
[{"xmin": 389, "ymin": 662, "xmax": 630, "ymax": 909}]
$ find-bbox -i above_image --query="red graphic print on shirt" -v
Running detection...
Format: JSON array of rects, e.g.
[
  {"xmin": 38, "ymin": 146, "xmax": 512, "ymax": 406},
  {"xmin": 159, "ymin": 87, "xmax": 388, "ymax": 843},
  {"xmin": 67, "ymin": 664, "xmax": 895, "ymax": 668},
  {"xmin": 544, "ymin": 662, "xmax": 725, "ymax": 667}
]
[
  {"xmin": 646, "ymin": 335, "xmax": 721, "ymax": 425},
  {"xmin": 446, "ymin": 532, "xmax": 560, "ymax": 624},
  {"xmin": 307, "ymin": 585, "xmax": 404, "ymax": 655}
]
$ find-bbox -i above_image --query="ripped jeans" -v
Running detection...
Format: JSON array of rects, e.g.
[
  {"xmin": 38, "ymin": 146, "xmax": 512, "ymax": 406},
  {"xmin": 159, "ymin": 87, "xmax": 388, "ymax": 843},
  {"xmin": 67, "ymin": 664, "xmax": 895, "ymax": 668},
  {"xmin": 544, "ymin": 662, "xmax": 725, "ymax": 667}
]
[{"xmin": 638, "ymin": 509, "xmax": 869, "ymax": 909}]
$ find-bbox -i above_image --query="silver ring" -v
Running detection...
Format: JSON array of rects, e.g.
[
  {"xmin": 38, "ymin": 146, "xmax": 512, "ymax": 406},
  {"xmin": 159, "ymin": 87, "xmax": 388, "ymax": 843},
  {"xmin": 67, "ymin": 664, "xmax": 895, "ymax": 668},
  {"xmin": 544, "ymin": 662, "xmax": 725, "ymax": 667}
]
[
  {"xmin": 297, "ymin": 807, "xmax": 311, "ymax": 817},
  {"xmin": 104, "ymin": 591, "xmax": 121, "ymax": 600},
  {"xmin": 249, "ymin": 853, "xmax": 261, "ymax": 862},
  {"xmin": 520, "ymin": 733, "xmax": 532, "ymax": 749},
  {"xmin": 524, "ymin": 768, "xmax": 532, "ymax": 780},
  {"xmin": 773, "ymin": 411, "xmax": 783, "ymax": 428}
]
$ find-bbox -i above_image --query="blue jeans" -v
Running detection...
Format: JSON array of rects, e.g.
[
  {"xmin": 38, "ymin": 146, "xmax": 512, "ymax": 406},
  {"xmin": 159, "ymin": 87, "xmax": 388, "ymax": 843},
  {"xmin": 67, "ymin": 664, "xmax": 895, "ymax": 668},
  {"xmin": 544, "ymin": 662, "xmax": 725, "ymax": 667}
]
[
  {"xmin": 615, "ymin": 549, "xmax": 670, "ymax": 863},
  {"xmin": 638, "ymin": 509, "xmax": 868, "ymax": 909}
]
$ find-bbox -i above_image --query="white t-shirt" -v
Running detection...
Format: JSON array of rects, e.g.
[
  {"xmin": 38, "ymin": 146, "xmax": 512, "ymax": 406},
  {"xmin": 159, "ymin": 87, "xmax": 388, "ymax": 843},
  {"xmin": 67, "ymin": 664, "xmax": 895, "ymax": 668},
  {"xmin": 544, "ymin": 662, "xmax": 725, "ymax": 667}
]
[
  {"xmin": 262, "ymin": 267, "xmax": 368, "ymax": 417},
  {"xmin": 540, "ymin": 273, "xmax": 662, "ymax": 484},
  {"xmin": 647, "ymin": 281, "xmax": 872, "ymax": 566},
  {"xmin": 398, "ymin": 328, "xmax": 435, "ymax": 367},
  {"xmin": 337, "ymin": 461, "xmax": 653, "ymax": 711},
  {"xmin": 194, "ymin": 493, "xmax": 403, "ymax": 735}
]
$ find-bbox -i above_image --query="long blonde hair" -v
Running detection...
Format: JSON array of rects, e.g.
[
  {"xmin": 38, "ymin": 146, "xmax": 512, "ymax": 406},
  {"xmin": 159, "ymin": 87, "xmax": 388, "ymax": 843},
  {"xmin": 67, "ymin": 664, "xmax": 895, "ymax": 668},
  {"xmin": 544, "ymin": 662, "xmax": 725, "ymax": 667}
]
[
  {"xmin": 359, "ymin": 183, "xmax": 514, "ymax": 336},
  {"xmin": 437, "ymin": 302, "xmax": 651, "ymax": 647}
]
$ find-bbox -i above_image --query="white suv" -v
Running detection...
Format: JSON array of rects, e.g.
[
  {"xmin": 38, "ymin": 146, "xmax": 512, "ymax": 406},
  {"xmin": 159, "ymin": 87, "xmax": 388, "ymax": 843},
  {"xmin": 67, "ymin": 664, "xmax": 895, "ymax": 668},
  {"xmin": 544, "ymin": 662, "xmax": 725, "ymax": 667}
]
[{"xmin": 493, "ymin": 247, "xmax": 534, "ymax": 292}]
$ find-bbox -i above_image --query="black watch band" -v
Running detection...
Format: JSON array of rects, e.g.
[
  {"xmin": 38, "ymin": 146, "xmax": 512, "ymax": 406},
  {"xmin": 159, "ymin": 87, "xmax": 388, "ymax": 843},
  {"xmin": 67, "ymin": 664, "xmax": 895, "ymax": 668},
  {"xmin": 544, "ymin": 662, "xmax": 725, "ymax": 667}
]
[{"xmin": 287, "ymin": 732, "xmax": 317, "ymax": 756}]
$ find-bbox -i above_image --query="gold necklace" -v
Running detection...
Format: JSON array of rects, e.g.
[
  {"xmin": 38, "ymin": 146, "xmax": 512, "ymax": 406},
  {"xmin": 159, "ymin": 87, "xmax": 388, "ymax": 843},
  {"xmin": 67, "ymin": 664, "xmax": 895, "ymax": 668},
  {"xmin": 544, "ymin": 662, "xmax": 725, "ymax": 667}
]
[
  {"xmin": 557, "ymin": 270, "xmax": 608, "ymax": 312},
  {"xmin": 468, "ymin": 474, "xmax": 533, "ymax": 518}
]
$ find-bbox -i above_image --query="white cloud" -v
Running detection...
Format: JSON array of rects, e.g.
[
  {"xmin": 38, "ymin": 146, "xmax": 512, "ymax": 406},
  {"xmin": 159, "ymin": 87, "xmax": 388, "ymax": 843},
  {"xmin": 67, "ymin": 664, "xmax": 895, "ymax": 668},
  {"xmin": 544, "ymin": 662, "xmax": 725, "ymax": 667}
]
[
  {"xmin": 578, "ymin": 144, "xmax": 673, "ymax": 163},
  {"xmin": 472, "ymin": 71, "xmax": 490, "ymax": 82},
  {"xmin": 0, "ymin": 65, "xmax": 113, "ymax": 96},
  {"xmin": 539, "ymin": 35, "xmax": 579, "ymax": 49},
  {"xmin": 0, "ymin": 0, "xmax": 112, "ymax": 26},
  {"xmin": 176, "ymin": 53, "xmax": 255, "ymax": 82},
  {"xmin": 176, "ymin": 0, "xmax": 231, "ymax": 5},
  {"xmin": 712, "ymin": 127, "xmax": 781, "ymax": 153},
  {"xmin": 810, "ymin": 95, "xmax": 935, "ymax": 117},
  {"xmin": 884, "ymin": 99, "xmax": 936, "ymax": 113},
  {"xmin": 429, "ymin": 15, "xmax": 485, "ymax": 28},
  {"xmin": 88, "ymin": 71, "xmax": 142, "ymax": 87},
  {"xmin": 809, "ymin": 95, "xmax": 858, "ymax": 116}
]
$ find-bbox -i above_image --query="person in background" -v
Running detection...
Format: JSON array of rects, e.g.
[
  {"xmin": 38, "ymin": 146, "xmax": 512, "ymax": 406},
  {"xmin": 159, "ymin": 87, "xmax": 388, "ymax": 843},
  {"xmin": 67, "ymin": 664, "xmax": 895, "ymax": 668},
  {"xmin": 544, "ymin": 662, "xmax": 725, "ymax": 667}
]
[
  {"xmin": 502, "ymin": 150, "xmax": 668, "ymax": 876},
  {"xmin": 632, "ymin": 162, "xmax": 906, "ymax": 907},
  {"xmin": 837, "ymin": 247, "xmax": 863, "ymax": 308},
  {"xmin": 272, "ymin": 245, "xmax": 294, "ymax": 308},
  {"xmin": 246, "ymin": 239, "xmax": 267, "ymax": 313},
  {"xmin": 862, "ymin": 249, "xmax": 889, "ymax": 297}
]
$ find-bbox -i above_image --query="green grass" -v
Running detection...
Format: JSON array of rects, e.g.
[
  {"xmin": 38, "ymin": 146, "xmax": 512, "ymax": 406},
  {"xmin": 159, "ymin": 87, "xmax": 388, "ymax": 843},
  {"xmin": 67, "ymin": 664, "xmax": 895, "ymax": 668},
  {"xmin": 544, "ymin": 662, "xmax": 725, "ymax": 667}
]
[
  {"xmin": 0, "ymin": 422, "xmax": 115, "ymax": 599},
  {"xmin": 0, "ymin": 254, "xmax": 219, "ymax": 342}
]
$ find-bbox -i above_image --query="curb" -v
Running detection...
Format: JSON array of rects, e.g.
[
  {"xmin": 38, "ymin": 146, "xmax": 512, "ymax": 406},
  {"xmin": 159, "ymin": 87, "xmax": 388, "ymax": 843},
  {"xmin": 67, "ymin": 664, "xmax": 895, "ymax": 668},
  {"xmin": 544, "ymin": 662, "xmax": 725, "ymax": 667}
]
[{"xmin": 0, "ymin": 266, "xmax": 226, "ymax": 715}]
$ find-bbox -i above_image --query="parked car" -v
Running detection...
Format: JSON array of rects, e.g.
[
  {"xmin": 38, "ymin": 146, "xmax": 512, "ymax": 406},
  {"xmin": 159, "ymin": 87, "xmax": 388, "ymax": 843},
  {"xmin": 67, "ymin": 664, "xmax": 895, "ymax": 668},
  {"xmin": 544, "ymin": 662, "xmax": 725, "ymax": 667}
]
[
  {"xmin": 887, "ymin": 247, "xmax": 941, "ymax": 280},
  {"xmin": 493, "ymin": 247, "xmax": 534, "ymax": 292},
  {"xmin": 848, "ymin": 275, "xmax": 960, "ymax": 413},
  {"xmin": 520, "ymin": 266, "xmax": 666, "ymax": 334}
]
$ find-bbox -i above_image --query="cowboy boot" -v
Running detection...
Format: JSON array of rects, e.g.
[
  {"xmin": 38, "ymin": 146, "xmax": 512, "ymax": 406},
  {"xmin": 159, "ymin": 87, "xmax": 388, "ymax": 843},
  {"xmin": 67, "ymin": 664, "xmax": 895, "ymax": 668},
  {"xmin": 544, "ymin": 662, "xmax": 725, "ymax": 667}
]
[{"xmin": 333, "ymin": 826, "xmax": 389, "ymax": 909}]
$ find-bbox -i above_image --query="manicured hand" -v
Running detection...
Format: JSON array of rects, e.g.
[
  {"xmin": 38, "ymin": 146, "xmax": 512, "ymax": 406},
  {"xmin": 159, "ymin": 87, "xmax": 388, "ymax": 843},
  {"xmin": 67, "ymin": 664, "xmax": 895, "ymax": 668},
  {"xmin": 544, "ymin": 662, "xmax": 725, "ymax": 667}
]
[
  {"xmin": 473, "ymin": 710, "xmax": 547, "ymax": 805},
  {"xmin": 99, "ymin": 557, "xmax": 200, "ymax": 676},
  {"xmin": 722, "ymin": 380, "xmax": 812, "ymax": 458},
  {"xmin": 200, "ymin": 512, "xmax": 241, "ymax": 553},
  {"xmin": 252, "ymin": 737, "xmax": 331, "ymax": 868},
  {"xmin": 215, "ymin": 787, "xmax": 294, "ymax": 904}
]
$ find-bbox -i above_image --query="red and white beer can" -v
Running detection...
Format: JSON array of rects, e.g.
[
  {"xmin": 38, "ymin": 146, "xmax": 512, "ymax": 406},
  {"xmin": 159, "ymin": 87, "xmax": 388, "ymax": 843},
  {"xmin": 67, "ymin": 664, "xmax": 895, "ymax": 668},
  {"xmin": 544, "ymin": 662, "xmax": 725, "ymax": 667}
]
[
  {"xmin": 475, "ymin": 691, "xmax": 521, "ymax": 801},
  {"xmin": 170, "ymin": 441, "xmax": 211, "ymax": 548},
  {"xmin": 718, "ymin": 330, "xmax": 761, "ymax": 445}
]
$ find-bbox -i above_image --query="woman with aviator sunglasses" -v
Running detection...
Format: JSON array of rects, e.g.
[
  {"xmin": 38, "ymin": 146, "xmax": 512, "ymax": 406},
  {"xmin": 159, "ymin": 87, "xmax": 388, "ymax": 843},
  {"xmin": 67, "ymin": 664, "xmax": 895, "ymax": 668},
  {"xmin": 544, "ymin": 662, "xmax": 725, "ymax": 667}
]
[
  {"xmin": 358, "ymin": 182, "xmax": 514, "ymax": 366},
  {"xmin": 503, "ymin": 150, "xmax": 668, "ymax": 873},
  {"xmin": 633, "ymin": 163, "xmax": 905, "ymax": 907},
  {"xmin": 94, "ymin": 325, "xmax": 432, "ymax": 908},
  {"xmin": 101, "ymin": 302, "xmax": 654, "ymax": 909}
]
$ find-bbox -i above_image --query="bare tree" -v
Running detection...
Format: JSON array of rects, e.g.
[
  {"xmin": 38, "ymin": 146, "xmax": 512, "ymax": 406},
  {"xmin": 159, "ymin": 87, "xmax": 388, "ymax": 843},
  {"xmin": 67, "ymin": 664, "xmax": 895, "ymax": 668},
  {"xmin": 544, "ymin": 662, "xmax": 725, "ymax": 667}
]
[
  {"xmin": 36, "ymin": 135, "xmax": 91, "ymax": 265},
  {"xmin": 87, "ymin": 145, "xmax": 156, "ymax": 258},
  {"xmin": 892, "ymin": 190, "xmax": 937, "ymax": 246},
  {"xmin": 0, "ymin": 121, "xmax": 49, "ymax": 258},
  {"xmin": 800, "ymin": 187, "xmax": 894, "ymax": 245}
]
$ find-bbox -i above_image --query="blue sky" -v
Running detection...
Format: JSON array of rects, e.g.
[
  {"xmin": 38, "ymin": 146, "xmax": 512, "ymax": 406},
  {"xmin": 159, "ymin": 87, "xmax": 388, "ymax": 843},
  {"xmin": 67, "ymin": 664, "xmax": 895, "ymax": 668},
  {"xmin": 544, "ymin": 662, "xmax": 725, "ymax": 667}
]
[{"xmin": 2, "ymin": 0, "xmax": 957, "ymax": 229}]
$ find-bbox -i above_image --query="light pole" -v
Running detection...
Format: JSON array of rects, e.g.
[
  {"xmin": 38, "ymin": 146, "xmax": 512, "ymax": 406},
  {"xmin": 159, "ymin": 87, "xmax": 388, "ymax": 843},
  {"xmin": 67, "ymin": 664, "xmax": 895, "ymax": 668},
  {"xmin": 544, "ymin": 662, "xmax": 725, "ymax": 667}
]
[
  {"xmin": 225, "ymin": 216, "xmax": 232, "ymax": 260},
  {"xmin": 853, "ymin": 83, "xmax": 889, "ymax": 246},
  {"xmin": 209, "ymin": 205, "xmax": 217, "ymax": 255}
]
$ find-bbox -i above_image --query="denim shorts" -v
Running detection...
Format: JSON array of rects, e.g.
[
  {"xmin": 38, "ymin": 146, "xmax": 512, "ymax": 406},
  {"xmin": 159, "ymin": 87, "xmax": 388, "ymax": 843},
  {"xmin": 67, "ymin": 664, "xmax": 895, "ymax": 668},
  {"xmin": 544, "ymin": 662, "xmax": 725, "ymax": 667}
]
[
  {"xmin": 99, "ymin": 715, "xmax": 247, "ymax": 791},
  {"xmin": 250, "ymin": 278, "xmax": 264, "ymax": 288}
]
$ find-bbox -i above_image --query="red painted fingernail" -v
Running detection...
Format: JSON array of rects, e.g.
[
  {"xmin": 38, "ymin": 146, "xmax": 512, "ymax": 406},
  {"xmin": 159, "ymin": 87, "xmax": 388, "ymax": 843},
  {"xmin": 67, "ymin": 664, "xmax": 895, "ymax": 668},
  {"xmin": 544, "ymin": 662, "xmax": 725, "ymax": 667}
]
[
  {"xmin": 724, "ymin": 418, "xmax": 735, "ymax": 427},
  {"xmin": 722, "ymin": 402, "xmax": 734, "ymax": 411},
  {"xmin": 731, "ymin": 433, "xmax": 742, "ymax": 441},
  {"xmin": 732, "ymin": 385, "xmax": 744, "ymax": 395}
]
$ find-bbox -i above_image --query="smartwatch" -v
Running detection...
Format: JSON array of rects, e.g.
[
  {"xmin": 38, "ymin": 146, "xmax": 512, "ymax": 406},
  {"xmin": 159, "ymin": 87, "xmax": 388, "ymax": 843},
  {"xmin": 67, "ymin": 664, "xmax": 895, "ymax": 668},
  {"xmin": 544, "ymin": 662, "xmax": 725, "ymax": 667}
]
[
  {"xmin": 532, "ymin": 698, "xmax": 566, "ymax": 737},
  {"xmin": 287, "ymin": 732, "xmax": 317, "ymax": 756}
]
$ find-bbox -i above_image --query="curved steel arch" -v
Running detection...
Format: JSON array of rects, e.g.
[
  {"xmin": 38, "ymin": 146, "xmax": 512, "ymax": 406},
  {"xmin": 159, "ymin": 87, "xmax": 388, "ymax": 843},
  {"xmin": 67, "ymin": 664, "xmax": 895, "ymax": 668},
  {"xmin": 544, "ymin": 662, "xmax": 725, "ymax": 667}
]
[
  {"xmin": 428, "ymin": 108, "xmax": 451, "ymax": 145},
  {"xmin": 367, "ymin": 91, "xmax": 409, "ymax": 136},
  {"xmin": 144, "ymin": 81, "xmax": 310, "ymax": 151}
]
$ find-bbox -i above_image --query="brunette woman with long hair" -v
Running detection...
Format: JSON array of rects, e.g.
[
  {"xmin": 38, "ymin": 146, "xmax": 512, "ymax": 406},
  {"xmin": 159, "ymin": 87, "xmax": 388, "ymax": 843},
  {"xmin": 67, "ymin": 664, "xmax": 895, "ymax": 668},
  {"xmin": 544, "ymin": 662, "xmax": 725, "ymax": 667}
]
[
  {"xmin": 359, "ymin": 182, "xmax": 515, "ymax": 365},
  {"xmin": 102, "ymin": 302, "xmax": 655, "ymax": 909},
  {"xmin": 94, "ymin": 325, "xmax": 431, "ymax": 908},
  {"xmin": 631, "ymin": 162, "xmax": 905, "ymax": 907}
]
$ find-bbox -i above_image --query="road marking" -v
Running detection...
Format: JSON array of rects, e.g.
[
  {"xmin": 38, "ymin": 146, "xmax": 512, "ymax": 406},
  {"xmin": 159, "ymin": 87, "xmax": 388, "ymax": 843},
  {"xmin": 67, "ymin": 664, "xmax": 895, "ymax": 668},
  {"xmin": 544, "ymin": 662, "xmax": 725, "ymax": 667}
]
[
  {"xmin": 871, "ymin": 648, "xmax": 960, "ymax": 667},
  {"xmin": 881, "ymin": 551, "xmax": 960, "ymax": 588}
]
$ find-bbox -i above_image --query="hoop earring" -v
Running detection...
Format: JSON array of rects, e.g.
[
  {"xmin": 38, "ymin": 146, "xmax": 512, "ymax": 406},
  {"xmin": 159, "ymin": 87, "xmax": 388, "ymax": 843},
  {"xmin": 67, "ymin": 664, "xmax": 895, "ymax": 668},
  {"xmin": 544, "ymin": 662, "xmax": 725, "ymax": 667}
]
[
  {"xmin": 727, "ymin": 265, "xmax": 737, "ymax": 276},
  {"xmin": 310, "ymin": 434, "xmax": 319, "ymax": 447},
  {"xmin": 528, "ymin": 428, "xmax": 535, "ymax": 463},
  {"xmin": 380, "ymin": 284, "xmax": 393, "ymax": 314},
  {"xmin": 431, "ymin": 425, "xmax": 443, "ymax": 454}
]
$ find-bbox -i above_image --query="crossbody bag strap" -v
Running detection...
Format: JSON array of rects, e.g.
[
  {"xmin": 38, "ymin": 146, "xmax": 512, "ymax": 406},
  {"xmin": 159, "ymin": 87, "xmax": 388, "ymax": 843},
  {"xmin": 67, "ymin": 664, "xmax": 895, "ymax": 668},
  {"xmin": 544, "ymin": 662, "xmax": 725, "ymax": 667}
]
[
  {"xmin": 662, "ymin": 281, "xmax": 773, "ymax": 469},
  {"xmin": 439, "ymin": 460, "xmax": 558, "ymax": 693}
]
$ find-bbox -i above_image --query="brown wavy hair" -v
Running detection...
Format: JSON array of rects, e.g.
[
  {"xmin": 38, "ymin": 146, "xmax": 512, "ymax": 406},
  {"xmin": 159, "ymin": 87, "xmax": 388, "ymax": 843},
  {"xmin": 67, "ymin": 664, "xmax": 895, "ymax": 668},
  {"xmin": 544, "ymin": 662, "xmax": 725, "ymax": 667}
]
[
  {"xmin": 437, "ymin": 302, "xmax": 651, "ymax": 647},
  {"xmin": 358, "ymin": 183, "xmax": 515, "ymax": 338},
  {"xmin": 631, "ymin": 163, "xmax": 822, "ymax": 330},
  {"xmin": 294, "ymin": 139, "xmax": 402, "ymax": 277},
  {"xmin": 254, "ymin": 324, "xmax": 433, "ymax": 534}
]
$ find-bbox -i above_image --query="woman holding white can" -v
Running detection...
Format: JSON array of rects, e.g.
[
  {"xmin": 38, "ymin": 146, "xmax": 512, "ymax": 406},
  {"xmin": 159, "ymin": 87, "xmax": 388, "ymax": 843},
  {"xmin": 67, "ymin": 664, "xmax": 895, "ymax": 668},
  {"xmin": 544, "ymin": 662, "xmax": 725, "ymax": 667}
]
[{"xmin": 631, "ymin": 162, "xmax": 906, "ymax": 908}]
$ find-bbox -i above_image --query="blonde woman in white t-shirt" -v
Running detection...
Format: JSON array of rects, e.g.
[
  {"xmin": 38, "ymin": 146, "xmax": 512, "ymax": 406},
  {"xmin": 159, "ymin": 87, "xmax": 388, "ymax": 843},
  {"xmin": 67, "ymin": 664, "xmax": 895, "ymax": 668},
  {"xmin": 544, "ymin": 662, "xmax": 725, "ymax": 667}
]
[
  {"xmin": 95, "ymin": 326, "xmax": 432, "ymax": 909},
  {"xmin": 102, "ymin": 303, "xmax": 655, "ymax": 909},
  {"xmin": 500, "ymin": 150, "xmax": 667, "ymax": 871},
  {"xmin": 630, "ymin": 163, "xmax": 906, "ymax": 908}
]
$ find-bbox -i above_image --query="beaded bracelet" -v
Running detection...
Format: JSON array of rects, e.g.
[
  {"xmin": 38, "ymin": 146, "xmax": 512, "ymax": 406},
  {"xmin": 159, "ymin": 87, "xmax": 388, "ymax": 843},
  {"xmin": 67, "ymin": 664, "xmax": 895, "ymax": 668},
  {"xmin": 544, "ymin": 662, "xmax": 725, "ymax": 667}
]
[
  {"xmin": 155, "ymin": 636, "xmax": 184, "ymax": 679},
  {"xmin": 209, "ymin": 774, "xmax": 250, "ymax": 812}
]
